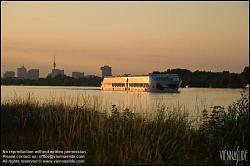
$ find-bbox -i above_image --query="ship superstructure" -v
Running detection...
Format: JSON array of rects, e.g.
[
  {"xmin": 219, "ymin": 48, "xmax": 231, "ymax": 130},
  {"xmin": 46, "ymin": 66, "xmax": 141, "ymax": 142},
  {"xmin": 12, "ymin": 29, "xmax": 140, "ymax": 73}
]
[{"xmin": 101, "ymin": 72, "xmax": 182, "ymax": 92}]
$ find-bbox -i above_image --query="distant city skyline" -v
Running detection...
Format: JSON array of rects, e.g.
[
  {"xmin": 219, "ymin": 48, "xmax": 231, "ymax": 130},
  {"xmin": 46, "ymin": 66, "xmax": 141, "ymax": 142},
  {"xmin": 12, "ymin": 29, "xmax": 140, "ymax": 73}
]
[{"xmin": 1, "ymin": 1, "xmax": 249, "ymax": 77}]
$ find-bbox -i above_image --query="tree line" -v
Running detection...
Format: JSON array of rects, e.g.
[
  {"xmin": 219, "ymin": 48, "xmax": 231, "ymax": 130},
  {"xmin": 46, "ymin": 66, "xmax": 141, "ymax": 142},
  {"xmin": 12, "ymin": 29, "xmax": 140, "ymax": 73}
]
[
  {"xmin": 1, "ymin": 66, "xmax": 249, "ymax": 88},
  {"xmin": 1, "ymin": 75, "xmax": 102, "ymax": 87},
  {"xmin": 165, "ymin": 66, "xmax": 249, "ymax": 88}
]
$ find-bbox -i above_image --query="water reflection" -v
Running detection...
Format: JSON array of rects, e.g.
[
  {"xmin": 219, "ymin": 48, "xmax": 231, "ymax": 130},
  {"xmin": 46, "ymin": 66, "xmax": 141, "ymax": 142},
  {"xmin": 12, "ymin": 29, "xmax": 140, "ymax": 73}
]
[{"xmin": 1, "ymin": 86, "xmax": 243, "ymax": 118}]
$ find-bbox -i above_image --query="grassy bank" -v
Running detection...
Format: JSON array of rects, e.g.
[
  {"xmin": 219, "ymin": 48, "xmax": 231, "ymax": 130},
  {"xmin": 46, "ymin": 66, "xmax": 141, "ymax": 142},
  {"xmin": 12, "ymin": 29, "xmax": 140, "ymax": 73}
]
[{"xmin": 1, "ymin": 93, "xmax": 249, "ymax": 165}]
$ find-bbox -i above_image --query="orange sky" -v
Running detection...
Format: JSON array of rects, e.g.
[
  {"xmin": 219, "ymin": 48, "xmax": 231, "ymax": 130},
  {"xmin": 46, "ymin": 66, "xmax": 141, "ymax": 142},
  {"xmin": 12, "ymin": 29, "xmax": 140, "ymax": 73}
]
[{"xmin": 1, "ymin": 1, "xmax": 249, "ymax": 77}]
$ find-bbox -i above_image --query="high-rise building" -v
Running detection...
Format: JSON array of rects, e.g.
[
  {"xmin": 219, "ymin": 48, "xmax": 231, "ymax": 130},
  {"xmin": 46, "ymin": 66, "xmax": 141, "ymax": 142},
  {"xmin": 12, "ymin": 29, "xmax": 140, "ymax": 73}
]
[
  {"xmin": 3, "ymin": 71, "xmax": 15, "ymax": 78},
  {"xmin": 26, "ymin": 69, "xmax": 39, "ymax": 80},
  {"xmin": 51, "ymin": 69, "xmax": 64, "ymax": 78},
  {"xmin": 17, "ymin": 65, "xmax": 27, "ymax": 78},
  {"xmin": 72, "ymin": 72, "xmax": 84, "ymax": 79},
  {"xmin": 100, "ymin": 65, "xmax": 112, "ymax": 77}
]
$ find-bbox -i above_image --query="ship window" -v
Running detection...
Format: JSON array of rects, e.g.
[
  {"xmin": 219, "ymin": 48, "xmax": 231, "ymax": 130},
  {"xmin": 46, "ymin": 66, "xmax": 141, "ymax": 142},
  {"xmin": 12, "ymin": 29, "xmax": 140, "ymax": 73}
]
[
  {"xmin": 126, "ymin": 83, "xmax": 149, "ymax": 87},
  {"xmin": 112, "ymin": 83, "xmax": 125, "ymax": 87}
]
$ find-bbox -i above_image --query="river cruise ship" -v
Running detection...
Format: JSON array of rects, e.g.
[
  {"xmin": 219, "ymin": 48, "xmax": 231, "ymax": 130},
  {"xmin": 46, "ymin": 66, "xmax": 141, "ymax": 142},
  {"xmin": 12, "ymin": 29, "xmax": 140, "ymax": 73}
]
[{"xmin": 101, "ymin": 72, "xmax": 182, "ymax": 92}]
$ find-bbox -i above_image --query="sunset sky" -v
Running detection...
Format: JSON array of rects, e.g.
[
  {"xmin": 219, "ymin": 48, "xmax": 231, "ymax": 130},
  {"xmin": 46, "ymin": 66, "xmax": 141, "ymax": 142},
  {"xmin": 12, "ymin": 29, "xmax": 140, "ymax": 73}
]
[{"xmin": 1, "ymin": 1, "xmax": 249, "ymax": 77}]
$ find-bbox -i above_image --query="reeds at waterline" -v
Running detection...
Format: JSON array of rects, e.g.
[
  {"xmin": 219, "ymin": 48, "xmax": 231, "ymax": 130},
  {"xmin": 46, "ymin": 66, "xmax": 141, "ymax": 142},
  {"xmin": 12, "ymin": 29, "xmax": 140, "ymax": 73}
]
[{"xmin": 1, "ymin": 92, "xmax": 249, "ymax": 165}]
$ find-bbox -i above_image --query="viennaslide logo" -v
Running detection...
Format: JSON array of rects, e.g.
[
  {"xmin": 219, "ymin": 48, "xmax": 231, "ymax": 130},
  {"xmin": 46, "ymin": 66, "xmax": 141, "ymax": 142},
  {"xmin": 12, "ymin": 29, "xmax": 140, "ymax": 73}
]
[{"xmin": 219, "ymin": 146, "xmax": 248, "ymax": 165}]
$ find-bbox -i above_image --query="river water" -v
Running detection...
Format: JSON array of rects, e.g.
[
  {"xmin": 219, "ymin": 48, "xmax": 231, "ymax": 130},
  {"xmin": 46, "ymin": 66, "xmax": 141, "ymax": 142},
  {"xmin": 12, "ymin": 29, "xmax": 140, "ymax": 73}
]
[{"xmin": 1, "ymin": 85, "xmax": 246, "ymax": 118}]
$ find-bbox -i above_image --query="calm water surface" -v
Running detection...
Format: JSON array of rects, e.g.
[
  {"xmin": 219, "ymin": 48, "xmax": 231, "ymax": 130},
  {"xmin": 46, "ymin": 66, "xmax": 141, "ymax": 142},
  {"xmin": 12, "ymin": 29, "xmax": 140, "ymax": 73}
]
[{"xmin": 1, "ymin": 85, "xmax": 246, "ymax": 117}]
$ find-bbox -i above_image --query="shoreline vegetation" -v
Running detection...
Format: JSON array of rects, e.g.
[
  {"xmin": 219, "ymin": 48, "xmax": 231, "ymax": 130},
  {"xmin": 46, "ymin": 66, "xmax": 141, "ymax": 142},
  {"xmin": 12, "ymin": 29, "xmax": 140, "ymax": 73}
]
[
  {"xmin": 1, "ymin": 92, "xmax": 249, "ymax": 164},
  {"xmin": 1, "ymin": 67, "xmax": 249, "ymax": 88}
]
